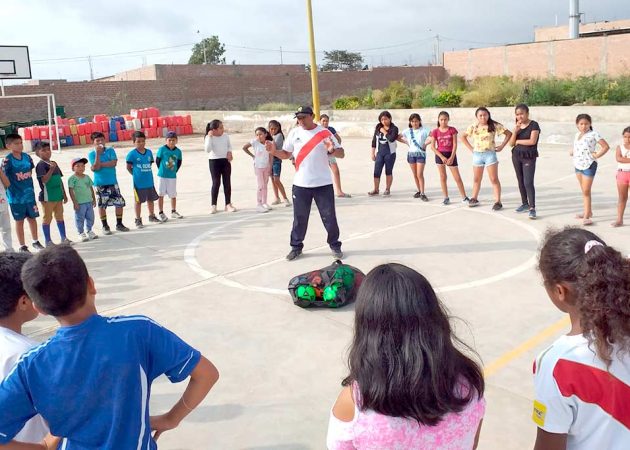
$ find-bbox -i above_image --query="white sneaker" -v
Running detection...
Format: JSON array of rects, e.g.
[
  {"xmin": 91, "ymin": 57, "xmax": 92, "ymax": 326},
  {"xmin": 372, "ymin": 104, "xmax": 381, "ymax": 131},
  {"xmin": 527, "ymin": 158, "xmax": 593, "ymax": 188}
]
[
  {"xmin": 210, "ymin": 205, "xmax": 218, "ymax": 214},
  {"xmin": 256, "ymin": 205, "xmax": 269, "ymax": 213},
  {"xmin": 262, "ymin": 203, "xmax": 272, "ymax": 211},
  {"xmin": 225, "ymin": 204, "xmax": 237, "ymax": 213},
  {"xmin": 271, "ymin": 198, "xmax": 282, "ymax": 205},
  {"xmin": 171, "ymin": 211, "xmax": 183, "ymax": 219},
  {"xmin": 159, "ymin": 212, "xmax": 169, "ymax": 222},
  {"xmin": 80, "ymin": 232, "xmax": 89, "ymax": 242},
  {"xmin": 284, "ymin": 199, "xmax": 292, "ymax": 207},
  {"xmin": 87, "ymin": 230, "xmax": 98, "ymax": 240}
]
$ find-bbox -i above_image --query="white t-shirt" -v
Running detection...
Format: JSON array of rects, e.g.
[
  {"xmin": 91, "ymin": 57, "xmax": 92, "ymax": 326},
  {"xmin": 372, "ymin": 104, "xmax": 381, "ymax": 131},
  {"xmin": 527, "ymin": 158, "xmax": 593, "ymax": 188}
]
[
  {"xmin": 533, "ymin": 333, "xmax": 630, "ymax": 450},
  {"xmin": 0, "ymin": 183, "xmax": 8, "ymax": 213},
  {"xmin": 0, "ymin": 327, "xmax": 49, "ymax": 443},
  {"xmin": 402, "ymin": 127, "xmax": 431, "ymax": 154},
  {"xmin": 618, "ymin": 142, "xmax": 630, "ymax": 171},
  {"xmin": 573, "ymin": 130, "xmax": 602, "ymax": 170},
  {"xmin": 204, "ymin": 134, "xmax": 232, "ymax": 160},
  {"xmin": 283, "ymin": 125, "xmax": 340, "ymax": 188},
  {"xmin": 250, "ymin": 140, "xmax": 271, "ymax": 169}
]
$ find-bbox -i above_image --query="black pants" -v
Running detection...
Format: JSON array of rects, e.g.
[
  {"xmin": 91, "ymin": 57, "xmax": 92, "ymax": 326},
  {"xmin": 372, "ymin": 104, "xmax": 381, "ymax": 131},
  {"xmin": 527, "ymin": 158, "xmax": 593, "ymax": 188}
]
[
  {"xmin": 512, "ymin": 152, "xmax": 536, "ymax": 208},
  {"xmin": 208, "ymin": 159, "xmax": 232, "ymax": 205},
  {"xmin": 374, "ymin": 150, "xmax": 396, "ymax": 177},
  {"xmin": 291, "ymin": 184, "xmax": 341, "ymax": 251}
]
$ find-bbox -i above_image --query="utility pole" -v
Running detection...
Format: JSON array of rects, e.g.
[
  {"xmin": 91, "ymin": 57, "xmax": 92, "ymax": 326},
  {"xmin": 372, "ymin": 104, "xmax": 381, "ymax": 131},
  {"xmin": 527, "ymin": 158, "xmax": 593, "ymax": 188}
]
[
  {"xmin": 88, "ymin": 56, "xmax": 94, "ymax": 80},
  {"xmin": 203, "ymin": 44, "xmax": 207, "ymax": 65},
  {"xmin": 305, "ymin": 0, "xmax": 321, "ymax": 117},
  {"xmin": 280, "ymin": 46, "xmax": 284, "ymax": 65},
  {"xmin": 434, "ymin": 34, "xmax": 442, "ymax": 66}
]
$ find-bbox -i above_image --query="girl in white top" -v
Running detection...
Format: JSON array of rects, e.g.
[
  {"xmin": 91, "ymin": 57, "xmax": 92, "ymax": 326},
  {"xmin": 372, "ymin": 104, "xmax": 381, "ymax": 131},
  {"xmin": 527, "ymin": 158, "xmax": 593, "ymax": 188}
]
[
  {"xmin": 243, "ymin": 127, "xmax": 274, "ymax": 213},
  {"xmin": 612, "ymin": 126, "xmax": 630, "ymax": 227},
  {"xmin": 398, "ymin": 113, "xmax": 431, "ymax": 201},
  {"xmin": 535, "ymin": 228, "xmax": 630, "ymax": 450},
  {"xmin": 204, "ymin": 119, "xmax": 236, "ymax": 214},
  {"xmin": 571, "ymin": 114, "xmax": 609, "ymax": 226}
]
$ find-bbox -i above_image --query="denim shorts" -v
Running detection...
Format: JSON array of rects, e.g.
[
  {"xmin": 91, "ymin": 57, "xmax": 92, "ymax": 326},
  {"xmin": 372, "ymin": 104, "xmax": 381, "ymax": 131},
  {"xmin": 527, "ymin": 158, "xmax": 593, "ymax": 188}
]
[
  {"xmin": 407, "ymin": 152, "xmax": 426, "ymax": 164},
  {"xmin": 272, "ymin": 158, "xmax": 282, "ymax": 177},
  {"xmin": 575, "ymin": 161, "xmax": 598, "ymax": 177},
  {"xmin": 472, "ymin": 151, "xmax": 498, "ymax": 167}
]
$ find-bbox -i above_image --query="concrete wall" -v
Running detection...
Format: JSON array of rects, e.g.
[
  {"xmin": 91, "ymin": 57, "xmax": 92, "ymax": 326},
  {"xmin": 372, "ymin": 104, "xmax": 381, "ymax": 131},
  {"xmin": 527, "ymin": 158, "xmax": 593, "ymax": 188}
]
[
  {"xmin": 444, "ymin": 34, "xmax": 630, "ymax": 79},
  {"xmin": 535, "ymin": 19, "xmax": 630, "ymax": 42},
  {"xmin": 174, "ymin": 105, "xmax": 630, "ymax": 145},
  {"xmin": 0, "ymin": 66, "xmax": 446, "ymax": 123}
]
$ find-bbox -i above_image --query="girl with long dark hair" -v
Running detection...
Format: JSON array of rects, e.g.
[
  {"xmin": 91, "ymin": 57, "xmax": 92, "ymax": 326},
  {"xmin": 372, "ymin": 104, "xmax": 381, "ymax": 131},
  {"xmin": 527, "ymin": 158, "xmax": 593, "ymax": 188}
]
[
  {"xmin": 204, "ymin": 119, "xmax": 236, "ymax": 214},
  {"xmin": 267, "ymin": 120, "xmax": 291, "ymax": 206},
  {"xmin": 534, "ymin": 228, "xmax": 630, "ymax": 449},
  {"xmin": 398, "ymin": 113, "xmax": 431, "ymax": 201},
  {"xmin": 368, "ymin": 111, "xmax": 399, "ymax": 196},
  {"xmin": 461, "ymin": 107, "xmax": 512, "ymax": 209},
  {"xmin": 508, "ymin": 104, "xmax": 541, "ymax": 219},
  {"xmin": 327, "ymin": 263, "xmax": 486, "ymax": 449}
]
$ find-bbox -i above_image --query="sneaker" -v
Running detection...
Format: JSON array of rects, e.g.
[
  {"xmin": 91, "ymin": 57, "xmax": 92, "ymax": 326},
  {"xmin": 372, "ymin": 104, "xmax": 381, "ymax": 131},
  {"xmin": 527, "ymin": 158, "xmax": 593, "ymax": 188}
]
[
  {"xmin": 383, "ymin": 189, "xmax": 391, "ymax": 196},
  {"xmin": 102, "ymin": 225, "xmax": 112, "ymax": 235},
  {"xmin": 210, "ymin": 205, "xmax": 218, "ymax": 214},
  {"xmin": 529, "ymin": 209, "xmax": 537, "ymax": 220},
  {"xmin": 515, "ymin": 204, "xmax": 529, "ymax": 213},
  {"xmin": 332, "ymin": 249, "xmax": 343, "ymax": 260},
  {"xmin": 286, "ymin": 249, "xmax": 302, "ymax": 261},
  {"xmin": 413, "ymin": 191, "xmax": 422, "ymax": 198},
  {"xmin": 225, "ymin": 204, "xmax": 237, "ymax": 213},
  {"xmin": 442, "ymin": 197, "xmax": 450, "ymax": 206},
  {"xmin": 19, "ymin": 245, "xmax": 30, "ymax": 253},
  {"xmin": 135, "ymin": 218, "xmax": 144, "ymax": 229},
  {"xmin": 159, "ymin": 212, "xmax": 169, "ymax": 222},
  {"xmin": 256, "ymin": 205, "xmax": 269, "ymax": 213},
  {"xmin": 262, "ymin": 203, "xmax": 272, "ymax": 211},
  {"xmin": 284, "ymin": 199, "xmax": 292, "ymax": 207},
  {"xmin": 148, "ymin": 214, "xmax": 162, "ymax": 223},
  {"xmin": 80, "ymin": 232, "xmax": 89, "ymax": 242},
  {"xmin": 462, "ymin": 196, "xmax": 470, "ymax": 203},
  {"xmin": 45, "ymin": 241, "xmax": 56, "ymax": 248},
  {"xmin": 419, "ymin": 193, "xmax": 429, "ymax": 202},
  {"xmin": 271, "ymin": 198, "xmax": 282, "ymax": 205},
  {"xmin": 116, "ymin": 223, "xmax": 130, "ymax": 232},
  {"xmin": 468, "ymin": 198, "xmax": 479, "ymax": 207},
  {"xmin": 62, "ymin": 238, "xmax": 73, "ymax": 245},
  {"xmin": 87, "ymin": 231, "xmax": 98, "ymax": 240},
  {"xmin": 171, "ymin": 211, "xmax": 184, "ymax": 219},
  {"xmin": 492, "ymin": 202, "xmax": 503, "ymax": 211},
  {"xmin": 32, "ymin": 241, "xmax": 45, "ymax": 250}
]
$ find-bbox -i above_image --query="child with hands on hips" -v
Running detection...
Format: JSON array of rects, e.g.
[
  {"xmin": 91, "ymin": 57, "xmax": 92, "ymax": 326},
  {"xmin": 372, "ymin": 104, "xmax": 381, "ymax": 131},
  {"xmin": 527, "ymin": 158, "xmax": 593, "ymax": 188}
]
[{"xmin": 243, "ymin": 127, "xmax": 274, "ymax": 213}]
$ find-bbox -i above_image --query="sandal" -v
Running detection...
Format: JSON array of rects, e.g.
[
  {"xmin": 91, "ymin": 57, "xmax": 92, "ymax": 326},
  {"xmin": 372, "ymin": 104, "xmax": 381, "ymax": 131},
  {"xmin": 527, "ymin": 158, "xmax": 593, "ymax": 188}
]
[
  {"xmin": 583, "ymin": 218, "xmax": 593, "ymax": 226},
  {"xmin": 337, "ymin": 193, "xmax": 352, "ymax": 198},
  {"xmin": 610, "ymin": 221, "xmax": 623, "ymax": 228},
  {"xmin": 367, "ymin": 190, "xmax": 379, "ymax": 196},
  {"xmin": 383, "ymin": 190, "xmax": 391, "ymax": 196}
]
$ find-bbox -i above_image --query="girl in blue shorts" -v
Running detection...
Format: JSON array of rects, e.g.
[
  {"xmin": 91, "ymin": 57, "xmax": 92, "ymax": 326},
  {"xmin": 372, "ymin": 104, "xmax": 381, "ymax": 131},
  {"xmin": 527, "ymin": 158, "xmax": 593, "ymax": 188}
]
[
  {"xmin": 398, "ymin": 113, "xmax": 430, "ymax": 201},
  {"xmin": 369, "ymin": 111, "xmax": 399, "ymax": 197},
  {"xmin": 268, "ymin": 120, "xmax": 291, "ymax": 207}
]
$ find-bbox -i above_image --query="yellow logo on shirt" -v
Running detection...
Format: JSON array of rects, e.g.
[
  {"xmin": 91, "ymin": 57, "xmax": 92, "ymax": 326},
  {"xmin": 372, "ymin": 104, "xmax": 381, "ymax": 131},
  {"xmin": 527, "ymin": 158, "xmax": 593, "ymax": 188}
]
[{"xmin": 532, "ymin": 400, "xmax": 547, "ymax": 427}]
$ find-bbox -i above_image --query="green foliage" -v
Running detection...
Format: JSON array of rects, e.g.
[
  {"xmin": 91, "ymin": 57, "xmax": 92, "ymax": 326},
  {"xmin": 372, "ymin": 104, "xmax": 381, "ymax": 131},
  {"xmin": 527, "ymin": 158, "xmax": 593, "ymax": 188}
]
[
  {"xmin": 189, "ymin": 36, "xmax": 226, "ymax": 65},
  {"xmin": 322, "ymin": 50, "xmax": 364, "ymax": 71},
  {"xmin": 256, "ymin": 102, "xmax": 299, "ymax": 111},
  {"xmin": 330, "ymin": 75, "xmax": 630, "ymax": 109}
]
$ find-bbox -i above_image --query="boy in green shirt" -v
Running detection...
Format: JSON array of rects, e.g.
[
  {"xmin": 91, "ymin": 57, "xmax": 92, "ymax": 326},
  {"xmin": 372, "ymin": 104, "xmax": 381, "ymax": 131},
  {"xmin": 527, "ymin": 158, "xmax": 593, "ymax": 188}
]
[
  {"xmin": 35, "ymin": 142, "xmax": 69, "ymax": 246},
  {"xmin": 68, "ymin": 158, "xmax": 97, "ymax": 242}
]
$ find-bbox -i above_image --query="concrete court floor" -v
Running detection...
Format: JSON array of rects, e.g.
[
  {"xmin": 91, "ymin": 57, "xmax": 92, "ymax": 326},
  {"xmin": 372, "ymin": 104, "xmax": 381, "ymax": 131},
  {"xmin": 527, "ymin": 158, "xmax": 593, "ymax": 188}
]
[{"xmin": 11, "ymin": 131, "xmax": 628, "ymax": 450}]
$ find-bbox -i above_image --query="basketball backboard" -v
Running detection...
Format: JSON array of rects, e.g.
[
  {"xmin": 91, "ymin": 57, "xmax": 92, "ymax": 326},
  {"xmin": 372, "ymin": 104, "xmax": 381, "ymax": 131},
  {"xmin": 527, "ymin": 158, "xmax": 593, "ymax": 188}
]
[{"xmin": 0, "ymin": 46, "xmax": 31, "ymax": 79}]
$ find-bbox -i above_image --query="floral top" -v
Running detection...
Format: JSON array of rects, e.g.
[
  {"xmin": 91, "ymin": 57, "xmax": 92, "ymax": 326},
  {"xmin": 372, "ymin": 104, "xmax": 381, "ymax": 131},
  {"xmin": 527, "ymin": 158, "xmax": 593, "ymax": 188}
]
[
  {"xmin": 327, "ymin": 383, "xmax": 486, "ymax": 450},
  {"xmin": 573, "ymin": 130, "xmax": 602, "ymax": 170},
  {"xmin": 465, "ymin": 123, "xmax": 507, "ymax": 152}
]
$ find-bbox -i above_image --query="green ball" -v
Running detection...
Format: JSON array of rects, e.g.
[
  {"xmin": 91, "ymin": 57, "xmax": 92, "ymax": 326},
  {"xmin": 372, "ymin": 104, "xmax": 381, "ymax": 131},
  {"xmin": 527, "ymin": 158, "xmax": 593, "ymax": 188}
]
[
  {"xmin": 334, "ymin": 266, "xmax": 355, "ymax": 289},
  {"xmin": 323, "ymin": 283, "xmax": 341, "ymax": 302},
  {"xmin": 296, "ymin": 285, "xmax": 317, "ymax": 301}
]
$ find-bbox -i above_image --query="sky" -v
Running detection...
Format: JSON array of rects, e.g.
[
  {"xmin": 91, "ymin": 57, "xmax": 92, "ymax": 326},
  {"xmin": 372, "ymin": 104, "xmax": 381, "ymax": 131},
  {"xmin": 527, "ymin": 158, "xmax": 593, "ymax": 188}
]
[{"xmin": 1, "ymin": 0, "xmax": 627, "ymax": 83}]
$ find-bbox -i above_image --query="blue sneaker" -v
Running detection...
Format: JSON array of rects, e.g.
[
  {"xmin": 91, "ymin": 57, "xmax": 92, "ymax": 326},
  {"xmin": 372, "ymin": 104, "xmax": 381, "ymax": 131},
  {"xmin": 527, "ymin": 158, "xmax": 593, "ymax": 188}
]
[
  {"xmin": 515, "ymin": 204, "xmax": 529, "ymax": 213},
  {"xmin": 528, "ymin": 209, "xmax": 537, "ymax": 220}
]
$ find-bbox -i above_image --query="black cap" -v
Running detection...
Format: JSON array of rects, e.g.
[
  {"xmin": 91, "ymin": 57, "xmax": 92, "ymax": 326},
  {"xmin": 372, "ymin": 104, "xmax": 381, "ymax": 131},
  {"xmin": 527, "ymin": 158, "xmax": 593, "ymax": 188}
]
[{"xmin": 294, "ymin": 106, "xmax": 314, "ymax": 117}]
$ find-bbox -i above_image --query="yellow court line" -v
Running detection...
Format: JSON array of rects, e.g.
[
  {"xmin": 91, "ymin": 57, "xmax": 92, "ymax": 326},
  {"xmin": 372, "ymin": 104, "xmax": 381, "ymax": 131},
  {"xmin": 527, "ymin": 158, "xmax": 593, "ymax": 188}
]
[{"xmin": 484, "ymin": 316, "xmax": 571, "ymax": 378}]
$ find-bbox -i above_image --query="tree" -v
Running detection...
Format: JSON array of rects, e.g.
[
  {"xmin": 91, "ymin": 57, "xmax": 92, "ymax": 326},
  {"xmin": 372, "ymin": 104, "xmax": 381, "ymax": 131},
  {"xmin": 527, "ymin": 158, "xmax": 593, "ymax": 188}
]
[
  {"xmin": 322, "ymin": 50, "xmax": 363, "ymax": 71},
  {"xmin": 189, "ymin": 36, "xmax": 226, "ymax": 65}
]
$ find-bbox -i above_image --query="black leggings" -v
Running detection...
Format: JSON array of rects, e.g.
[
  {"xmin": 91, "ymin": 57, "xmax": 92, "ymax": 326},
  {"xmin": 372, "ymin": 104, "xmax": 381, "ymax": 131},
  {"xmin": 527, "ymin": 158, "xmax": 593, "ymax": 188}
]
[
  {"xmin": 208, "ymin": 158, "xmax": 232, "ymax": 205},
  {"xmin": 374, "ymin": 150, "xmax": 397, "ymax": 178},
  {"xmin": 512, "ymin": 152, "xmax": 536, "ymax": 208}
]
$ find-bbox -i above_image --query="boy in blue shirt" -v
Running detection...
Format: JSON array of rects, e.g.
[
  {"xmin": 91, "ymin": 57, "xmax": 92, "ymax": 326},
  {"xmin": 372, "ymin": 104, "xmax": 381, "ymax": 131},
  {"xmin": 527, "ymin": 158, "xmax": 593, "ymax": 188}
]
[
  {"xmin": 156, "ymin": 131, "xmax": 183, "ymax": 221},
  {"xmin": 0, "ymin": 245, "xmax": 219, "ymax": 449},
  {"xmin": 126, "ymin": 131, "xmax": 163, "ymax": 229},
  {"xmin": 1, "ymin": 134, "xmax": 44, "ymax": 252},
  {"xmin": 87, "ymin": 132, "xmax": 129, "ymax": 235}
]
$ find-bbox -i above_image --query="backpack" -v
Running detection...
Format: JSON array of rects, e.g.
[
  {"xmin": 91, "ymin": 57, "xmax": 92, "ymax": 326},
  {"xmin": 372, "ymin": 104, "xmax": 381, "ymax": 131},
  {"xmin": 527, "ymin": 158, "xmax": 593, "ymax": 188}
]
[{"xmin": 288, "ymin": 260, "xmax": 365, "ymax": 308}]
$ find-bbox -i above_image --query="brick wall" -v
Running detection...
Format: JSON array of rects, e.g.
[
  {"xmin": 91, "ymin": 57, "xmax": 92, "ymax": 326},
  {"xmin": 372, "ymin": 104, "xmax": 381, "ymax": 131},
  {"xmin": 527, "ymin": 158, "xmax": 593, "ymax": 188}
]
[
  {"xmin": 444, "ymin": 33, "xmax": 630, "ymax": 79},
  {"xmin": 535, "ymin": 19, "xmax": 630, "ymax": 42},
  {"xmin": 0, "ymin": 66, "xmax": 446, "ymax": 123}
]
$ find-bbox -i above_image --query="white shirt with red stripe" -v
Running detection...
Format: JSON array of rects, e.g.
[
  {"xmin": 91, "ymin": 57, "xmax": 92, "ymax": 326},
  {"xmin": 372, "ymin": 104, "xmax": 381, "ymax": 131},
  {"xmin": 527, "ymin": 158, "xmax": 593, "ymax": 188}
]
[
  {"xmin": 283, "ymin": 125, "xmax": 340, "ymax": 188},
  {"xmin": 532, "ymin": 333, "xmax": 630, "ymax": 449}
]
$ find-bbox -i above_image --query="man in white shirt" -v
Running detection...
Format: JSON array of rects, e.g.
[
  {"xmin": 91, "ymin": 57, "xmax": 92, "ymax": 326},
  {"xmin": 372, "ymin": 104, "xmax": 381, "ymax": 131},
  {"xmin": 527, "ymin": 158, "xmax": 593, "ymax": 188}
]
[{"xmin": 266, "ymin": 106, "xmax": 345, "ymax": 261}]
